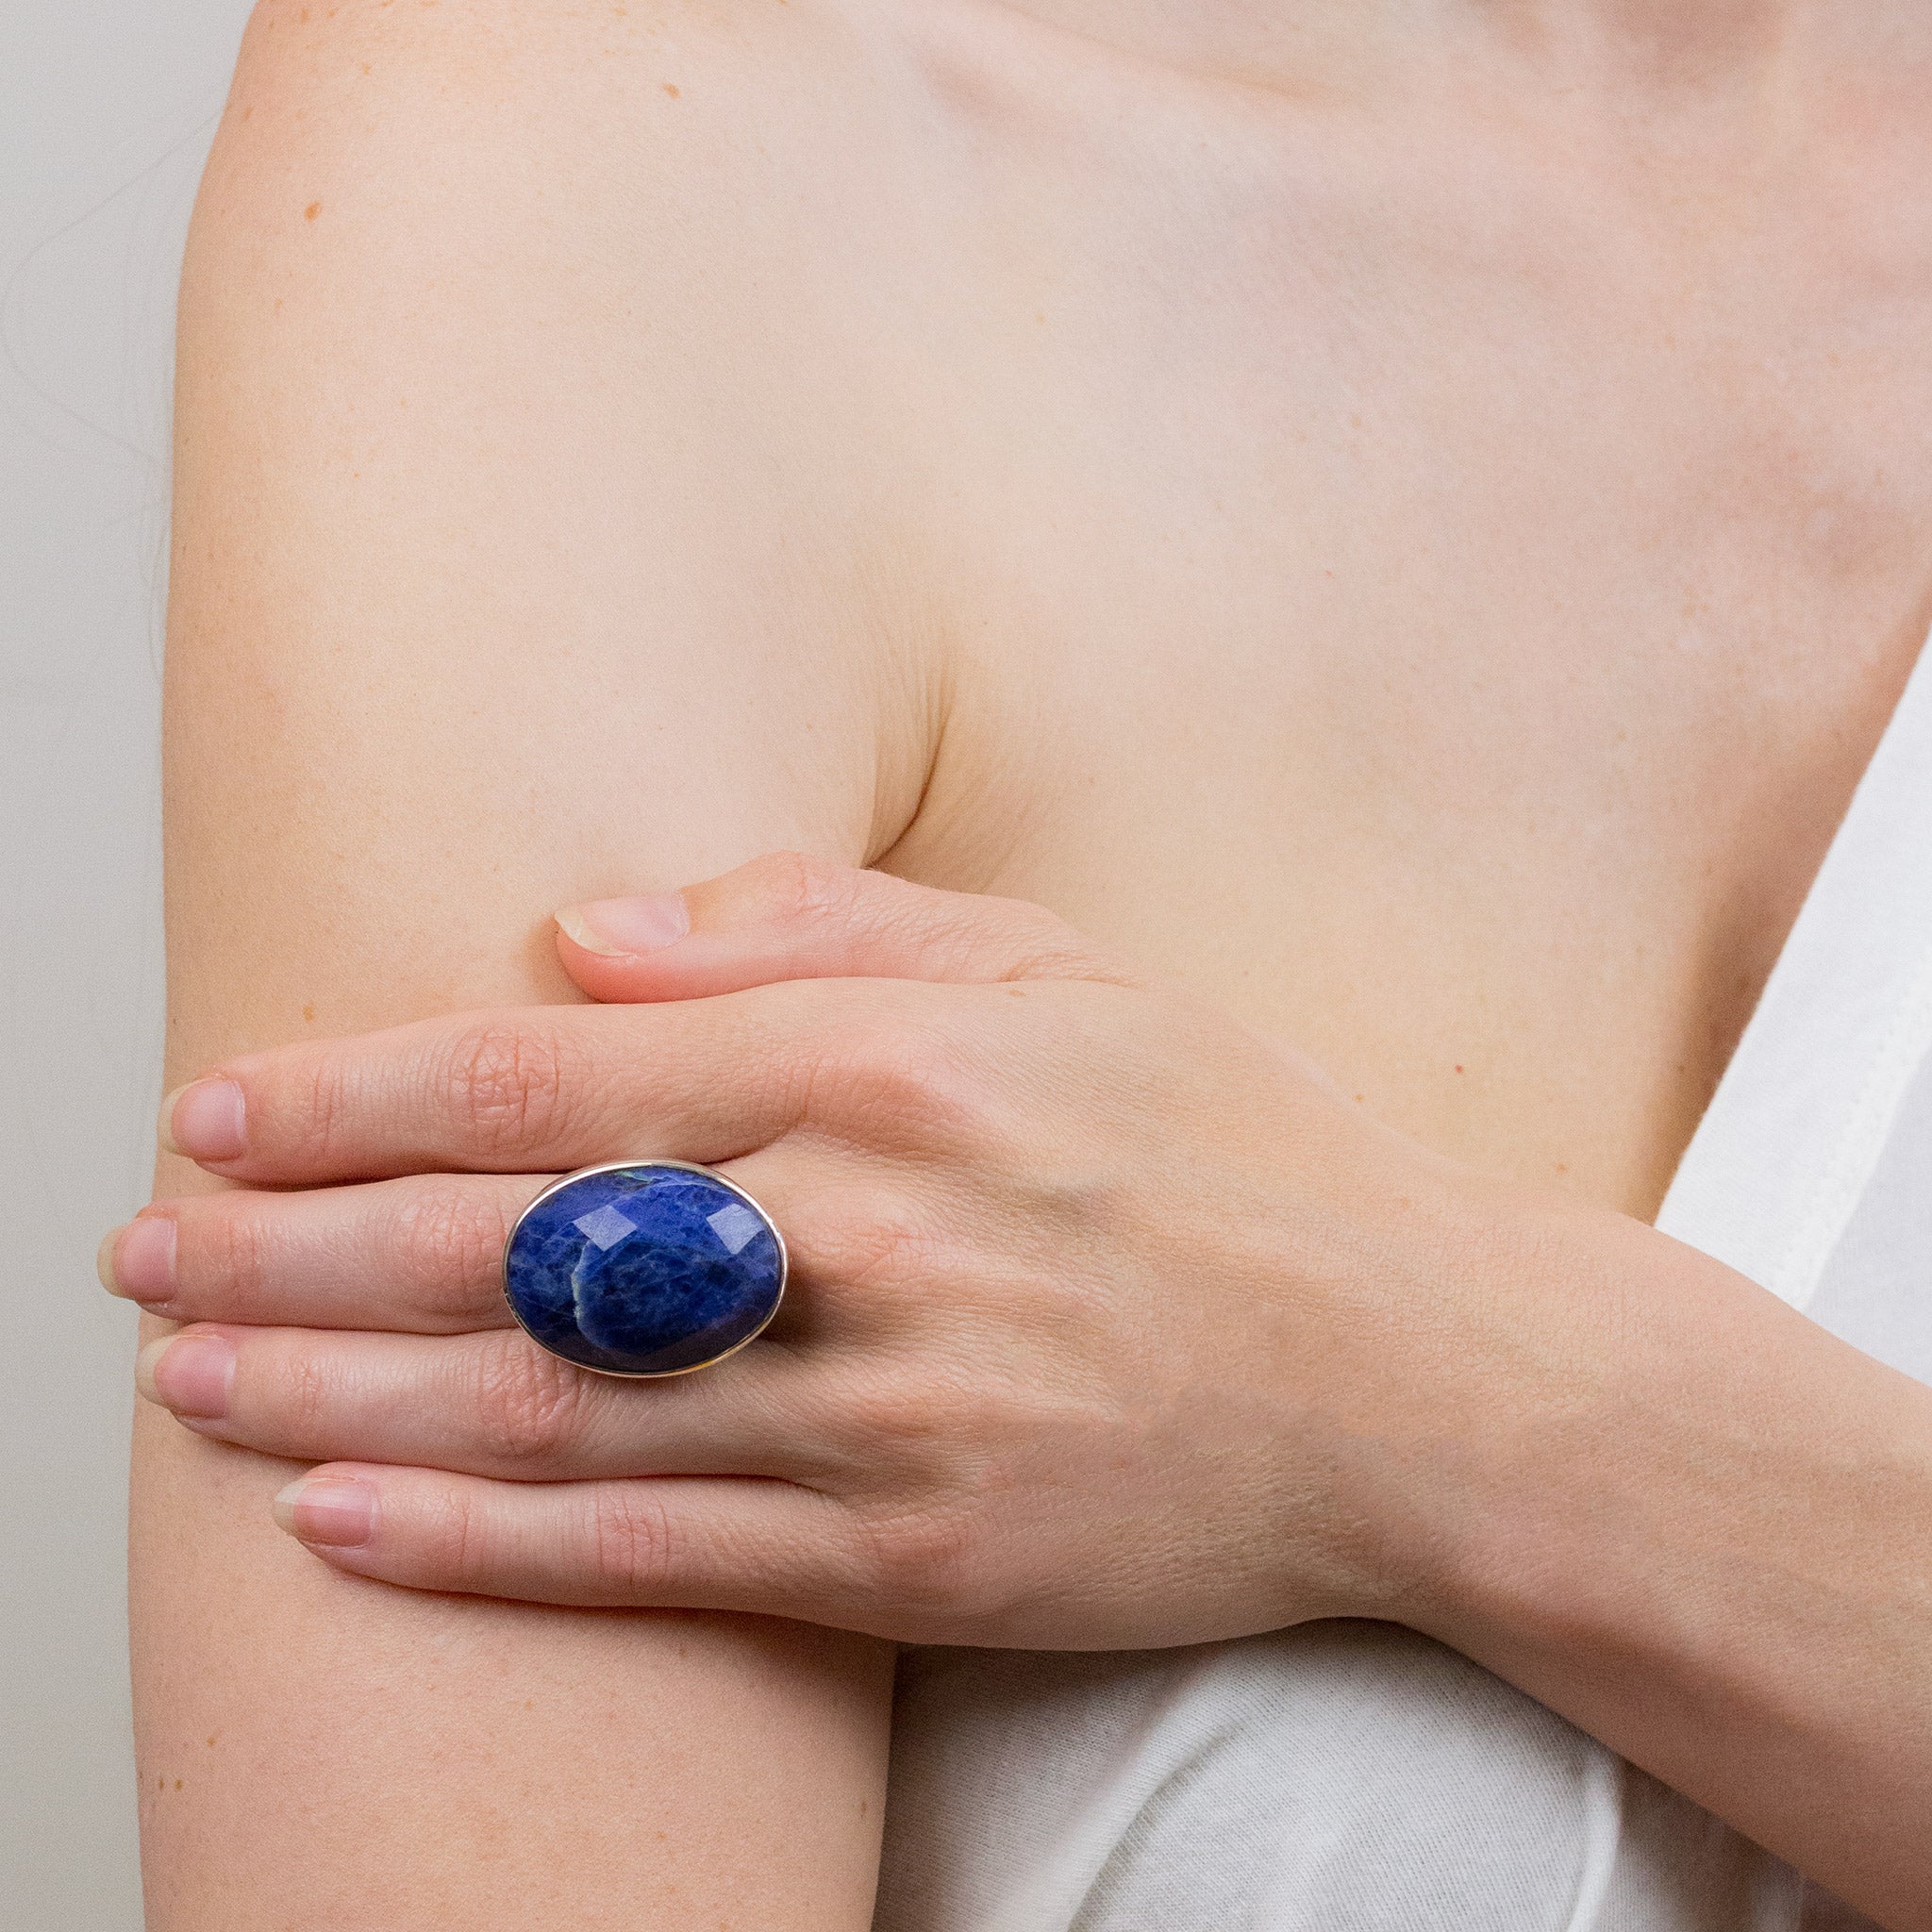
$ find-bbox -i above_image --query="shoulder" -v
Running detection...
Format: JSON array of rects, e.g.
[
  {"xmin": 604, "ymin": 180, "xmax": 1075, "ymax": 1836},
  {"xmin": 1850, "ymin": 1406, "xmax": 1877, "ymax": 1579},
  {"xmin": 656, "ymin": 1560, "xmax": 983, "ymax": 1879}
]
[
  {"xmin": 223, "ymin": 0, "xmax": 857, "ymax": 116},
  {"xmin": 171, "ymin": 2, "xmax": 958, "ymax": 886},
  {"xmin": 206, "ymin": 0, "xmax": 887, "ymax": 287},
  {"xmin": 191, "ymin": 0, "xmax": 942, "ymax": 569},
  {"xmin": 183, "ymin": 0, "xmax": 947, "ymax": 861}
]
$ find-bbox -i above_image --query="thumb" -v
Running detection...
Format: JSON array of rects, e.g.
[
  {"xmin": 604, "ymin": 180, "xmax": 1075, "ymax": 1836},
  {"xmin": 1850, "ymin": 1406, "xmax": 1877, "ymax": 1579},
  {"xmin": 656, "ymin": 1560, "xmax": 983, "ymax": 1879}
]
[{"xmin": 553, "ymin": 851, "xmax": 1128, "ymax": 1003}]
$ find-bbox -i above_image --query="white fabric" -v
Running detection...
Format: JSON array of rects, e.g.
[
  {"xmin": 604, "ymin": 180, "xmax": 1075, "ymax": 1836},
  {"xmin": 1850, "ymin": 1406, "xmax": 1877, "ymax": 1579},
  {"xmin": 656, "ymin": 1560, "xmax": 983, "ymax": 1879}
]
[
  {"xmin": 874, "ymin": 633, "xmax": 1932, "ymax": 1932},
  {"xmin": 1657, "ymin": 638, "xmax": 1932, "ymax": 1311}
]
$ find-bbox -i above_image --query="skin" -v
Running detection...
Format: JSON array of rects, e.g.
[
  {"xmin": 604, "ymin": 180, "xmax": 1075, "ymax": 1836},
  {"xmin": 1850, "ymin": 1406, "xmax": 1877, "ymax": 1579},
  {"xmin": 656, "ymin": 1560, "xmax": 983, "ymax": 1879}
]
[
  {"xmin": 124, "ymin": 857, "xmax": 1932, "ymax": 1924},
  {"xmin": 125, "ymin": 0, "xmax": 1932, "ymax": 1925}
]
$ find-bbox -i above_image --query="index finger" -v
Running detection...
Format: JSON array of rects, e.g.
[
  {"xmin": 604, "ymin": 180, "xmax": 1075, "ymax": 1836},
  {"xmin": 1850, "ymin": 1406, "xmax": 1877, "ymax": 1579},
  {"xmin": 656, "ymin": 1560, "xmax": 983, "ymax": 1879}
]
[{"xmin": 158, "ymin": 989, "xmax": 825, "ymax": 1186}]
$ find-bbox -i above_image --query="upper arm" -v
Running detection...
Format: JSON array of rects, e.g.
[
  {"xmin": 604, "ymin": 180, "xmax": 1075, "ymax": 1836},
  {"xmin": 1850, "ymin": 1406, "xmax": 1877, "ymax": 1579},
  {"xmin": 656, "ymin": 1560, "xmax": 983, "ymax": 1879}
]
[
  {"xmin": 139, "ymin": 5, "xmax": 925, "ymax": 1923},
  {"xmin": 168, "ymin": 0, "xmax": 932, "ymax": 1029}
]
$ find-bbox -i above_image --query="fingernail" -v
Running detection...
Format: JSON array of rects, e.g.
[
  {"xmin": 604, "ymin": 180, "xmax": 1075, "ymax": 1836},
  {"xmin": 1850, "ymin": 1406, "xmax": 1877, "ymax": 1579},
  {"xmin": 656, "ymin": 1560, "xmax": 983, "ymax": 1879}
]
[
  {"xmin": 135, "ymin": 1332, "xmax": 234, "ymax": 1420},
  {"xmin": 556, "ymin": 893, "xmax": 690, "ymax": 957},
  {"xmin": 99, "ymin": 1215, "xmax": 176, "ymax": 1302},
  {"xmin": 273, "ymin": 1474, "xmax": 375, "ymax": 1548},
  {"xmin": 159, "ymin": 1079, "xmax": 246, "ymax": 1161}
]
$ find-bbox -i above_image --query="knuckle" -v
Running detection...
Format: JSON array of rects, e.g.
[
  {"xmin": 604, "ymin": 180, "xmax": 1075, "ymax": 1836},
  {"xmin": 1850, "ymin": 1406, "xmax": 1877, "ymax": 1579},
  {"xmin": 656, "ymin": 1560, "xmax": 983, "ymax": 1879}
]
[
  {"xmin": 1001, "ymin": 924, "xmax": 1107, "ymax": 985},
  {"xmin": 192, "ymin": 1203, "xmax": 273, "ymax": 1312},
  {"xmin": 276, "ymin": 1341, "xmax": 335, "ymax": 1443},
  {"xmin": 586, "ymin": 1483, "xmax": 678, "ymax": 1595},
  {"xmin": 740, "ymin": 849, "xmax": 859, "ymax": 928},
  {"xmin": 811, "ymin": 1008, "xmax": 991, "ymax": 1148},
  {"xmin": 858, "ymin": 1499, "xmax": 992, "ymax": 1633},
  {"xmin": 299, "ymin": 1046, "xmax": 359, "ymax": 1166},
  {"xmin": 838, "ymin": 1367, "xmax": 967, "ymax": 1460},
  {"xmin": 391, "ymin": 1182, "xmax": 512, "ymax": 1317},
  {"xmin": 470, "ymin": 1334, "xmax": 592, "ymax": 1467},
  {"xmin": 436, "ymin": 1017, "xmax": 577, "ymax": 1157},
  {"xmin": 831, "ymin": 1371, "xmax": 1024, "ymax": 1635},
  {"xmin": 439, "ymin": 1481, "xmax": 487, "ymax": 1588},
  {"xmin": 975, "ymin": 894, "xmax": 1106, "ymax": 983},
  {"xmin": 800, "ymin": 1186, "xmax": 943, "ymax": 1293}
]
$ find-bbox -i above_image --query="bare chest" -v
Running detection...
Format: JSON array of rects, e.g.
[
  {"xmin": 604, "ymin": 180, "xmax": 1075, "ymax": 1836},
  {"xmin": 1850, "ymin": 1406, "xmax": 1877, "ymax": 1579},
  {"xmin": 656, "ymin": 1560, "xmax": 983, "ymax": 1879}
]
[{"xmin": 883, "ymin": 119, "xmax": 1932, "ymax": 1216}]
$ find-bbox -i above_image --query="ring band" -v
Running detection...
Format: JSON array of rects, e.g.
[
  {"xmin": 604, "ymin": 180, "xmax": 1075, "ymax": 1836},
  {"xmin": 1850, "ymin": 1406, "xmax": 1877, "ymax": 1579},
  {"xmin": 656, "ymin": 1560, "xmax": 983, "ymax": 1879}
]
[{"xmin": 502, "ymin": 1160, "xmax": 788, "ymax": 1378}]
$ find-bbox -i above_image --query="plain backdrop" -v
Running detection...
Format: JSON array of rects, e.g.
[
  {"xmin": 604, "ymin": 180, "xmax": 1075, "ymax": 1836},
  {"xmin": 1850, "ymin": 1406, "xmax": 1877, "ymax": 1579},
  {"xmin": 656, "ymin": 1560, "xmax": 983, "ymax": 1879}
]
[{"xmin": 2, "ymin": 1, "xmax": 256, "ymax": 1923}]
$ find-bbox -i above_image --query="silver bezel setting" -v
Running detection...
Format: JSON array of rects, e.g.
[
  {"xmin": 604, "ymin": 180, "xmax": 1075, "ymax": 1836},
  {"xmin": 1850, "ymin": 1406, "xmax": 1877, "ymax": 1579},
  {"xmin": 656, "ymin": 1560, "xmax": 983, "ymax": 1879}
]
[{"xmin": 501, "ymin": 1158, "xmax": 789, "ymax": 1379}]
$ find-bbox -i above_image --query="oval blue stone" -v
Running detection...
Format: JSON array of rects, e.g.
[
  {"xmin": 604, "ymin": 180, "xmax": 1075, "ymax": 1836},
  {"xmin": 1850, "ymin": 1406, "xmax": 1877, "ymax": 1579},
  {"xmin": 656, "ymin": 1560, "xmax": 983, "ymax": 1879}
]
[{"xmin": 503, "ymin": 1164, "xmax": 785, "ymax": 1376}]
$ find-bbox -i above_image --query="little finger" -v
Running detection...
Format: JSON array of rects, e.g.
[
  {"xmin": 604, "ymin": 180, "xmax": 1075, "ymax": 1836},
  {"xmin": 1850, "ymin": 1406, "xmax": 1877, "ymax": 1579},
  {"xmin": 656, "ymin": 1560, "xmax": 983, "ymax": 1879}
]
[{"xmin": 272, "ymin": 1462, "xmax": 882, "ymax": 1626}]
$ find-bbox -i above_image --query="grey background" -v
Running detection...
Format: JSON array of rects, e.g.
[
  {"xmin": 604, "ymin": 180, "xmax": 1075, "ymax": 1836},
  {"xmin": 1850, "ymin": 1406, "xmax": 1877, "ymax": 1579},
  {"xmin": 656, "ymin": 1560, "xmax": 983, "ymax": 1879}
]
[{"xmin": 3, "ymin": 2, "xmax": 255, "ymax": 1923}]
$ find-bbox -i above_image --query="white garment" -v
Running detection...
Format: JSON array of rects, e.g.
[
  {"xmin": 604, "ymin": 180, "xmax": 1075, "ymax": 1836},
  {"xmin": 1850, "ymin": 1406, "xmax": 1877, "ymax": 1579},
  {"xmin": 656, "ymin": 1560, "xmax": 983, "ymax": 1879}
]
[{"xmin": 874, "ymin": 632, "xmax": 1932, "ymax": 1932}]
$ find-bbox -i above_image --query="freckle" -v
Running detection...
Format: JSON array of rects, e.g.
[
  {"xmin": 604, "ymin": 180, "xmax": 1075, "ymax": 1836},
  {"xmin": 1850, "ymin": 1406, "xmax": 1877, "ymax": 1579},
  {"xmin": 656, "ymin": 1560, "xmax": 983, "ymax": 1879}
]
[
  {"xmin": 242, "ymin": 106, "xmax": 254, "ymax": 120},
  {"xmin": 1353, "ymin": 1092, "xmax": 1365, "ymax": 1104},
  {"xmin": 361, "ymin": 61, "xmax": 372, "ymax": 74},
  {"xmin": 663, "ymin": 81, "xmax": 679, "ymax": 97},
  {"xmin": 305, "ymin": 201, "xmax": 322, "ymax": 221},
  {"xmin": 157, "ymin": 1775, "xmax": 164, "ymax": 1791},
  {"xmin": 1556, "ymin": 1162, "xmax": 1569, "ymax": 1174},
  {"xmin": 205, "ymin": 1733, "xmax": 218, "ymax": 1748},
  {"xmin": 174, "ymin": 1779, "xmax": 183, "ymax": 1791},
  {"xmin": 302, "ymin": 1003, "xmax": 316, "ymax": 1023}
]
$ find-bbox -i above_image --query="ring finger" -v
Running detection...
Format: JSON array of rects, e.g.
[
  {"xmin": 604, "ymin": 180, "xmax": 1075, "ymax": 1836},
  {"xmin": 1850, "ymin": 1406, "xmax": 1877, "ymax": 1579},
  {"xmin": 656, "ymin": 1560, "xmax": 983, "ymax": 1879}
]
[
  {"xmin": 101, "ymin": 1173, "xmax": 547, "ymax": 1334},
  {"xmin": 108, "ymin": 1143, "xmax": 909, "ymax": 1346}
]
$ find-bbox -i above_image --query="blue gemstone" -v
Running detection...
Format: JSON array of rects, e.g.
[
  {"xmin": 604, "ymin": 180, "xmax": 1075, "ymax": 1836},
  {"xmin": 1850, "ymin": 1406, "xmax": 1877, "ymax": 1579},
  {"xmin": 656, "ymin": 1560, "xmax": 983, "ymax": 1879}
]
[{"xmin": 503, "ymin": 1164, "xmax": 785, "ymax": 1376}]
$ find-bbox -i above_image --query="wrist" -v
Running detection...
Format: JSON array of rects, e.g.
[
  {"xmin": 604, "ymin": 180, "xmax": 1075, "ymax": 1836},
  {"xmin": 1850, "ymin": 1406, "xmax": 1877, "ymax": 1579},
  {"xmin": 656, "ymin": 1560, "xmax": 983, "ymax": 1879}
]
[
  {"xmin": 1396, "ymin": 1195, "xmax": 1733, "ymax": 1660},
  {"xmin": 1388, "ymin": 1191, "xmax": 1928, "ymax": 1794},
  {"xmin": 1279, "ymin": 1157, "xmax": 1627, "ymax": 1637}
]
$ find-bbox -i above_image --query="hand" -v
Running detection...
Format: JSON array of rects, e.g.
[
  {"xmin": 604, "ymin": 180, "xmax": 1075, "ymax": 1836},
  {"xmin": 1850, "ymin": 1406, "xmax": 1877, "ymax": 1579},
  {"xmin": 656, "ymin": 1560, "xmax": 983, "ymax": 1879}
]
[{"xmin": 107, "ymin": 854, "xmax": 1604, "ymax": 1648}]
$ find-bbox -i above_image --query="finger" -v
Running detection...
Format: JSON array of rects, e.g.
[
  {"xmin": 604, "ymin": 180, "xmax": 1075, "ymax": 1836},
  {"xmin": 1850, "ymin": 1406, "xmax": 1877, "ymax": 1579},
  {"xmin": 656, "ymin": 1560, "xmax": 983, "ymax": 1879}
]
[
  {"xmin": 100, "ymin": 1174, "xmax": 545, "ymax": 1333},
  {"xmin": 136, "ymin": 1322, "xmax": 831, "ymax": 1480},
  {"xmin": 156, "ymin": 990, "xmax": 825, "ymax": 1185},
  {"xmin": 553, "ymin": 849, "xmax": 1133, "ymax": 1004},
  {"xmin": 270, "ymin": 1462, "xmax": 880, "ymax": 1624},
  {"xmin": 107, "ymin": 1144, "xmax": 893, "ymax": 1343}
]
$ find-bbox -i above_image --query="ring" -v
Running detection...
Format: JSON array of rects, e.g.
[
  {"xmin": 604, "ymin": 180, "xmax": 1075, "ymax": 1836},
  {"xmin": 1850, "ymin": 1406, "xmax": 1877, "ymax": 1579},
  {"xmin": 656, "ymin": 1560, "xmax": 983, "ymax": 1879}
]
[{"xmin": 502, "ymin": 1160, "xmax": 788, "ymax": 1378}]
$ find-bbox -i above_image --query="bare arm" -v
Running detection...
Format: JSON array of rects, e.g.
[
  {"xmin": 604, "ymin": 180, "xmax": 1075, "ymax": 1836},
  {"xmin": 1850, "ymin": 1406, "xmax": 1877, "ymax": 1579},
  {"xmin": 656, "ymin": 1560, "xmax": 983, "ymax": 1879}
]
[{"xmin": 134, "ymin": 3, "xmax": 932, "ymax": 1922}]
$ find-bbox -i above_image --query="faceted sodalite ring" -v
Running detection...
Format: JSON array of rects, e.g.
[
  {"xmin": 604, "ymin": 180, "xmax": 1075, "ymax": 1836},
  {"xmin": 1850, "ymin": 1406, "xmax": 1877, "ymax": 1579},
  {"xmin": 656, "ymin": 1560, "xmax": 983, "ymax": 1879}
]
[{"xmin": 502, "ymin": 1161, "xmax": 788, "ymax": 1377}]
